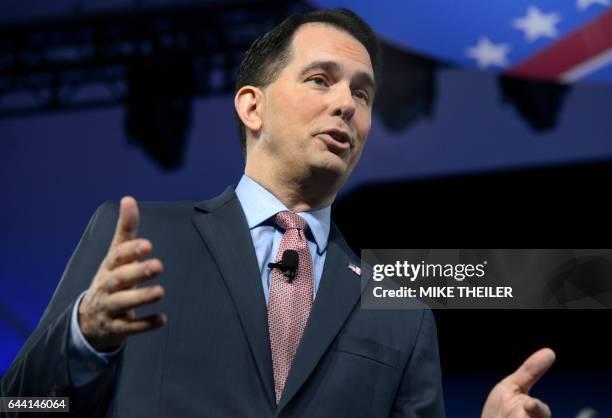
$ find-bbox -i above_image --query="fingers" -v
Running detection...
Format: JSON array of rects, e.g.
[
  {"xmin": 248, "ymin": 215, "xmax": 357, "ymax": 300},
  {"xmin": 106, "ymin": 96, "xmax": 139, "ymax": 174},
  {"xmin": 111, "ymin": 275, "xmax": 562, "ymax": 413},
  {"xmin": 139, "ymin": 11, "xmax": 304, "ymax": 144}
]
[
  {"xmin": 524, "ymin": 398, "xmax": 551, "ymax": 418},
  {"xmin": 110, "ymin": 196, "xmax": 140, "ymax": 248},
  {"xmin": 482, "ymin": 351, "xmax": 555, "ymax": 418},
  {"xmin": 105, "ymin": 285, "xmax": 165, "ymax": 317},
  {"xmin": 104, "ymin": 258, "xmax": 163, "ymax": 293},
  {"xmin": 105, "ymin": 239, "xmax": 152, "ymax": 271},
  {"xmin": 79, "ymin": 197, "xmax": 167, "ymax": 352},
  {"xmin": 504, "ymin": 348, "xmax": 556, "ymax": 393},
  {"xmin": 108, "ymin": 313, "xmax": 167, "ymax": 337}
]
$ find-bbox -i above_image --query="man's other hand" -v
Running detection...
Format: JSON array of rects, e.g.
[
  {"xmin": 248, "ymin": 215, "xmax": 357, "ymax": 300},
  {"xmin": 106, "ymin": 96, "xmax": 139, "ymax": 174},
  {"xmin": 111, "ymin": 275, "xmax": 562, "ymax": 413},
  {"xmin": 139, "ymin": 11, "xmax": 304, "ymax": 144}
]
[
  {"xmin": 482, "ymin": 348, "xmax": 556, "ymax": 418},
  {"xmin": 78, "ymin": 196, "xmax": 166, "ymax": 352}
]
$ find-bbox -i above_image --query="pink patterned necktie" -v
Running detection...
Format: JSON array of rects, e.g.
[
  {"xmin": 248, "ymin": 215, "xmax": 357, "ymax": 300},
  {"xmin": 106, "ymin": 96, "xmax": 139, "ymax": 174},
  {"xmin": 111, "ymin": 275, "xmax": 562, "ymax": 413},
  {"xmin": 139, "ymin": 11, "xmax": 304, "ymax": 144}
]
[{"xmin": 268, "ymin": 211, "xmax": 314, "ymax": 404}]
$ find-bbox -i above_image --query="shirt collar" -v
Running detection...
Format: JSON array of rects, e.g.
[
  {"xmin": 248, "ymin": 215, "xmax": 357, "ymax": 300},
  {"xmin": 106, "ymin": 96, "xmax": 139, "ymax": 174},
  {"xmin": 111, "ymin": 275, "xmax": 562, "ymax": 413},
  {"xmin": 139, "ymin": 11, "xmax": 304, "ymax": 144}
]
[{"xmin": 235, "ymin": 174, "xmax": 331, "ymax": 254}]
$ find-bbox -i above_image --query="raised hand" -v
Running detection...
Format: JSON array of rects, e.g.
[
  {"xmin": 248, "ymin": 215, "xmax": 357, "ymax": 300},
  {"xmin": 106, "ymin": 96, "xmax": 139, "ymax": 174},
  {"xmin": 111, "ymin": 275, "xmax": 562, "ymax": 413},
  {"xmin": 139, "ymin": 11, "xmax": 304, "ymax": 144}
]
[
  {"xmin": 482, "ymin": 348, "xmax": 556, "ymax": 418},
  {"xmin": 77, "ymin": 196, "xmax": 166, "ymax": 352}
]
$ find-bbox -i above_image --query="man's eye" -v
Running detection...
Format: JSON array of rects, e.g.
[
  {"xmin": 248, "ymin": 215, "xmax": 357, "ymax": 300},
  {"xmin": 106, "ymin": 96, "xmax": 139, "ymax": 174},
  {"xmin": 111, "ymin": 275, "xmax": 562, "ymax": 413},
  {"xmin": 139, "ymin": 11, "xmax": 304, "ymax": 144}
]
[
  {"xmin": 309, "ymin": 76, "xmax": 328, "ymax": 86},
  {"xmin": 353, "ymin": 90, "xmax": 369, "ymax": 103}
]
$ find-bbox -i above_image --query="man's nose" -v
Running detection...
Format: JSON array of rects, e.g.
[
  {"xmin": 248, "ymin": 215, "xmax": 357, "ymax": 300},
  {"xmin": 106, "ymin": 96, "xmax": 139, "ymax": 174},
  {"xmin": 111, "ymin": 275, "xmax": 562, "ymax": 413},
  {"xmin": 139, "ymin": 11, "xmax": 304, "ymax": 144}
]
[{"xmin": 331, "ymin": 84, "xmax": 356, "ymax": 122}]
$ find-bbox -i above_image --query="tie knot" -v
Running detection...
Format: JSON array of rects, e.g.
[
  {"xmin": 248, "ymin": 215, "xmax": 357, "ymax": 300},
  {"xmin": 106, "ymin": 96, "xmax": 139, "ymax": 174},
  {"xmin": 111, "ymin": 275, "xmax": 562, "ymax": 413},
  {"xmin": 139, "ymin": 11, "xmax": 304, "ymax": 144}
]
[{"xmin": 274, "ymin": 211, "xmax": 307, "ymax": 231}]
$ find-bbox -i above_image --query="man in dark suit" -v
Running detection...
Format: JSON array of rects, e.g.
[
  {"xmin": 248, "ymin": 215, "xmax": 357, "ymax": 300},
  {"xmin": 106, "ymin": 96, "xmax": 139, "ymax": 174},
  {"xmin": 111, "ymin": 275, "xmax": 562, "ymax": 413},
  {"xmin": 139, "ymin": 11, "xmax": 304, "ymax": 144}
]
[{"xmin": 1, "ymin": 8, "xmax": 555, "ymax": 418}]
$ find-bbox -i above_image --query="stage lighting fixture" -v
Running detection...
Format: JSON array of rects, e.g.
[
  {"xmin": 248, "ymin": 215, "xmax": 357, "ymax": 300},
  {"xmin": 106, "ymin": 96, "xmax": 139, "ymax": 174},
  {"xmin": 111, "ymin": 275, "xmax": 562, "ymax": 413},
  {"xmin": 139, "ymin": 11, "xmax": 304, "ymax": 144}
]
[
  {"xmin": 499, "ymin": 75, "xmax": 570, "ymax": 132},
  {"xmin": 374, "ymin": 42, "xmax": 439, "ymax": 132},
  {"xmin": 125, "ymin": 53, "xmax": 195, "ymax": 170}
]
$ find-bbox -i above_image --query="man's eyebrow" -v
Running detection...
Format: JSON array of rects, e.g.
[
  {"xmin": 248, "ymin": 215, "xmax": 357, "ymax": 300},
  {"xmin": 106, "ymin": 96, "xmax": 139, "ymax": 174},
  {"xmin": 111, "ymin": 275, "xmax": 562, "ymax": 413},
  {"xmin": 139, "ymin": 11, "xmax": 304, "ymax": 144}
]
[
  {"xmin": 298, "ymin": 60, "xmax": 376, "ymax": 92},
  {"xmin": 298, "ymin": 60, "xmax": 341, "ymax": 78},
  {"xmin": 353, "ymin": 72, "xmax": 376, "ymax": 94}
]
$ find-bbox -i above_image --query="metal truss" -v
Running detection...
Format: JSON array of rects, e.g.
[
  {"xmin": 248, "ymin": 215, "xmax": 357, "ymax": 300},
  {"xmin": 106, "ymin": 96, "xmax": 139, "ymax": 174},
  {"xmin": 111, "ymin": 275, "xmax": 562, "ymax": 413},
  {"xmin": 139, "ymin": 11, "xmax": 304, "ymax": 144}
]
[{"xmin": 0, "ymin": 0, "xmax": 309, "ymax": 118}]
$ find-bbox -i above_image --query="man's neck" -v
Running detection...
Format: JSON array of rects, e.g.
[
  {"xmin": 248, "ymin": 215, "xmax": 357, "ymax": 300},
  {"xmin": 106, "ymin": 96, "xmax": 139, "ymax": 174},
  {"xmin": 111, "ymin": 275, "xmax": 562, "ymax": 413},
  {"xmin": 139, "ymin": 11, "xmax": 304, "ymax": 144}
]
[{"xmin": 244, "ymin": 169, "xmax": 336, "ymax": 212}]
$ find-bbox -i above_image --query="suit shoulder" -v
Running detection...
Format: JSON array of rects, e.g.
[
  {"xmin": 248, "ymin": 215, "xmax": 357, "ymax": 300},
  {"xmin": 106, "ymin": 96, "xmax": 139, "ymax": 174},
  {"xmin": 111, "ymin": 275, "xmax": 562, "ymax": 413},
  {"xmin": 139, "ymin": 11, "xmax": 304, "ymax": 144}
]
[
  {"xmin": 330, "ymin": 222, "xmax": 360, "ymax": 262},
  {"xmin": 137, "ymin": 201, "xmax": 200, "ymax": 228}
]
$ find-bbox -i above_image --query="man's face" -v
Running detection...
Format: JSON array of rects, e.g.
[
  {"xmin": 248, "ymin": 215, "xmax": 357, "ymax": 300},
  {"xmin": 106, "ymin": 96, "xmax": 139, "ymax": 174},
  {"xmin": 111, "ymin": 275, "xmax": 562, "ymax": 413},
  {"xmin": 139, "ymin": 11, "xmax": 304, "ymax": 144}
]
[{"xmin": 257, "ymin": 23, "xmax": 374, "ymax": 188}]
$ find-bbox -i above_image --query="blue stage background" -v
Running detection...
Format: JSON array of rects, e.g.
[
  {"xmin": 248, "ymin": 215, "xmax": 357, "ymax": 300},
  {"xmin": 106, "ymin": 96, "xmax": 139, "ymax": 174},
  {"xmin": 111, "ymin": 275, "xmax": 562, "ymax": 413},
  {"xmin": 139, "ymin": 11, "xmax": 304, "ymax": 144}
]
[{"xmin": 2, "ymin": 0, "xmax": 612, "ymax": 413}]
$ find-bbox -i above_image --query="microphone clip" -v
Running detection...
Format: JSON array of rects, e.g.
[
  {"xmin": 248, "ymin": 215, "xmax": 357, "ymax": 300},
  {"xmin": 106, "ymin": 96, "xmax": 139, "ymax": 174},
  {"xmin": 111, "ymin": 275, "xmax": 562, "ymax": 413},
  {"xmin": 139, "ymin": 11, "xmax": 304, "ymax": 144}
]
[
  {"xmin": 268, "ymin": 261, "xmax": 297, "ymax": 280},
  {"xmin": 268, "ymin": 249, "xmax": 299, "ymax": 282}
]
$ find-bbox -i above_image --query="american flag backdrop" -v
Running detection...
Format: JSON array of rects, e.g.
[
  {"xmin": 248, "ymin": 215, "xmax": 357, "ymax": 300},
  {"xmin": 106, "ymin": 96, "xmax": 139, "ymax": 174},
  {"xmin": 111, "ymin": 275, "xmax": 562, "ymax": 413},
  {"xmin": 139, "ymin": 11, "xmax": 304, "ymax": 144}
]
[{"xmin": 311, "ymin": 0, "xmax": 612, "ymax": 84}]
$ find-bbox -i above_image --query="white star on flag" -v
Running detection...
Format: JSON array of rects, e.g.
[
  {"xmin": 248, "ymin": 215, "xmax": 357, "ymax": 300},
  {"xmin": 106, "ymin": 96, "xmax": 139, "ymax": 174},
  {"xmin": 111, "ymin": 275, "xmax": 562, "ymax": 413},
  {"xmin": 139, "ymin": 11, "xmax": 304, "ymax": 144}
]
[
  {"xmin": 577, "ymin": 0, "xmax": 610, "ymax": 10},
  {"xmin": 512, "ymin": 6, "xmax": 562, "ymax": 42},
  {"xmin": 466, "ymin": 37, "xmax": 511, "ymax": 69}
]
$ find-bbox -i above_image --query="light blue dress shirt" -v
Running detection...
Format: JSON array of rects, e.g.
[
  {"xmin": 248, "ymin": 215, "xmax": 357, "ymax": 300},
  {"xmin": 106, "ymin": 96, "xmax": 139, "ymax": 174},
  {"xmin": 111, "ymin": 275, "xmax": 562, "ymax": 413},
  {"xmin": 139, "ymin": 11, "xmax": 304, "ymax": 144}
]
[
  {"xmin": 235, "ymin": 174, "xmax": 330, "ymax": 303},
  {"xmin": 68, "ymin": 174, "xmax": 331, "ymax": 386}
]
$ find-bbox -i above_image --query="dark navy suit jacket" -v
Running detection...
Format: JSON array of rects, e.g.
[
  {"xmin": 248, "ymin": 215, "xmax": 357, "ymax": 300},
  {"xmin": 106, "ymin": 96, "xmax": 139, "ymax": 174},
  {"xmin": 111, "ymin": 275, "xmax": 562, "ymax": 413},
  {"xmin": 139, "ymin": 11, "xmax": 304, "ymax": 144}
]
[{"xmin": 1, "ymin": 187, "xmax": 445, "ymax": 417}]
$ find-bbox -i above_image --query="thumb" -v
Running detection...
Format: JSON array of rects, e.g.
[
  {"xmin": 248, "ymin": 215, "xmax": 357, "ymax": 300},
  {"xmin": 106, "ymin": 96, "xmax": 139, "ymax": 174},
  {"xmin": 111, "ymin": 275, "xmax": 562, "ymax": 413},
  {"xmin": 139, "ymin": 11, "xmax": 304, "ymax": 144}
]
[
  {"xmin": 504, "ymin": 348, "xmax": 556, "ymax": 394},
  {"xmin": 110, "ymin": 196, "xmax": 139, "ymax": 248}
]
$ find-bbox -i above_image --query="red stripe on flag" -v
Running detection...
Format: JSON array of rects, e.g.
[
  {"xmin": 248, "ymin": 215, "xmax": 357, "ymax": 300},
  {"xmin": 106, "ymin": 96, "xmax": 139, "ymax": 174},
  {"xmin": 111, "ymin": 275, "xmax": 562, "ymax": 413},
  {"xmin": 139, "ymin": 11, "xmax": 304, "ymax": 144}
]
[{"xmin": 507, "ymin": 9, "xmax": 612, "ymax": 80}]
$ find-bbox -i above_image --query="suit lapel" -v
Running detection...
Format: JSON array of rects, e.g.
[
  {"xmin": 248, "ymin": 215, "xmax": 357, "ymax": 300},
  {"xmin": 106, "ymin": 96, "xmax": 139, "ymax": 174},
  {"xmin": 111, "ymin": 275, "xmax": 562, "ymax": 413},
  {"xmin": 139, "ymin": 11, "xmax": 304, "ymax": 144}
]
[
  {"xmin": 276, "ymin": 223, "xmax": 362, "ymax": 414},
  {"xmin": 191, "ymin": 187, "xmax": 276, "ymax": 407}
]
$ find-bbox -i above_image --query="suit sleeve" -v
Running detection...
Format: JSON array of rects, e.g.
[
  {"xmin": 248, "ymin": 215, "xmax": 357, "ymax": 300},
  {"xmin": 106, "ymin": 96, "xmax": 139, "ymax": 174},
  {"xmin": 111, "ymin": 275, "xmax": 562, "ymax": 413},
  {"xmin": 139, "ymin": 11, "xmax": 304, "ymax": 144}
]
[
  {"xmin": 0, "ymin": 201, "xmax": 121, "ymax": 418},
  {"xmin": 68, "ymin": 291, "xmax": 123, "ymax": 387},
  {"xmin": 390, "ymin": 308, "xmax": 446, "ymax": 418}
]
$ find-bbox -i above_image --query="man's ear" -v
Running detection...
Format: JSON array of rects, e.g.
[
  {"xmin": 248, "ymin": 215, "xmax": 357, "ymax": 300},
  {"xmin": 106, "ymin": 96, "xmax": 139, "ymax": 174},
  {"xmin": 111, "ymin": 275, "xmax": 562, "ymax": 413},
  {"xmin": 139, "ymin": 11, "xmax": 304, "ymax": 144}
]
[{"xmin": 234, "ymin": 85, "xmax": 265, "ymax": 137}]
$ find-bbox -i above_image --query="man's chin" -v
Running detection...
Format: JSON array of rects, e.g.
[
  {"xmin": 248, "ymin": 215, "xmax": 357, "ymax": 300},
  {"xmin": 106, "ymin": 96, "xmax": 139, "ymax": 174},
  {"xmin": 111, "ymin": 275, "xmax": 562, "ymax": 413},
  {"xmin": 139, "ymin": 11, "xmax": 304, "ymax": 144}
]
[{"xmin": 309, "ymin": 157, "xmax": 352, "ymax": 187}]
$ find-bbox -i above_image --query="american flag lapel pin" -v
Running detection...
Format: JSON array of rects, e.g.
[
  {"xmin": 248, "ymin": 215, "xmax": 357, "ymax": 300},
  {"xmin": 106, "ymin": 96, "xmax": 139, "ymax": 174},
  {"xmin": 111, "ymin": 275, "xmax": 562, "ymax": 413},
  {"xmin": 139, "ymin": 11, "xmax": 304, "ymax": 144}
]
[{"xmin": 347, "ymin": 263, "xmax": 361, "ymax": 277}]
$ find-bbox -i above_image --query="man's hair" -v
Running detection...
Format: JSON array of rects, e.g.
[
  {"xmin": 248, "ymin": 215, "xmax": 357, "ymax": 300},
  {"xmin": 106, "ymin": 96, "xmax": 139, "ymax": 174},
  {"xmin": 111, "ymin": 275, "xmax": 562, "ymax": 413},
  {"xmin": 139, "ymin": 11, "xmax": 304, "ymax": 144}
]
[{"xmin": 234, "ymin": 8, "xmax": 381, "ymax": 156}]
